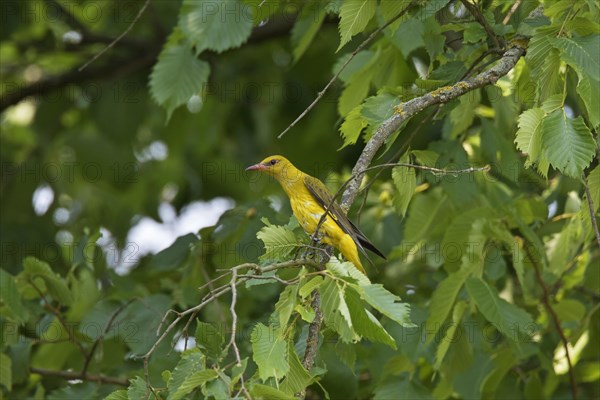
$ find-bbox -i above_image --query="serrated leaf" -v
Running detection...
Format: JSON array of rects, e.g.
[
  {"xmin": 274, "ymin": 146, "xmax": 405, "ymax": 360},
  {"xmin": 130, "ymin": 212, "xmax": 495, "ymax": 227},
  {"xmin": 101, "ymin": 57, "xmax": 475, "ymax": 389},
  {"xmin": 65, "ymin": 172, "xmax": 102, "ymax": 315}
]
[
  {"xmin": 320, "ymin": 278, "xmax": 357, "ymax": 342},
  {"xmin": 426, "ymin": 268, "xmax": 470, "ymax": 343},
  {"xmin": 337, "ymin": 0, "xmax": 376, "ymax": 51},
  {"xmin": 412, "ymin": 150, "xmax": 439, "ymax": 167},
  {"xmin": 179, "ymin": 0, "xmax": 253, "ymax": 54},
  {"xmin": 326, "ymin": 258, "xmax": 371, "ymax": 286},
  {"xmin": 551, "ymin": 35, "xmax": 600, "ymax": 81},
  {"xmin": 0, "ymin": 269, "xmax": 28, "ymax": 324},
  {"xmin": 466, "ymin": 278, "xmax": 534, "ymax": 341},
  {"xmin": 280, "ymin": 340, "xmax": 312, "ymax": 395},
  {"xmin": 339, "ymin": 104, "xmax": 367, "ymax": 148},
  {"xmin": 434, "ymin": 300, "xmax": 466, "ymax": 370},
  {"xmin": 149, "ymin": 45, "xmax": 210, "ymax": 119},
  {"xmin": 392, "ymin": 153, "xmax": 416, "ymax": 217},
  {"xmin": 339, "ymin": 74, "xmax": 372, "ymax": 116},
  {"xmin": 514, "ymin": 107, "xmax": 548, "ymax": 174},
  {"xmin": 251, "ymin": 323, "xmax": 289, "ymax": 381},
  {"xmin": 195, "ymin": 321, "xmax": 224, "ymax": 360},
  {"xmin": 480, "ymin": 350, "xmax": 517, "ymax": 397},
  {"xmin": 256, "ymin": 223, "xmax": 298, "ymax": 261},
  {"xmin": 275, "ymin": 284, "xmax": 298, "ymax": 329},
  {"xmin": 587, "ymin": 165, "xmax": 600, "ymax": 211},
  {"xmin": 128, "ymin": 376, "xmax": 149, "ymax": 400},
  {"xmin": 345, "ymin": 287, "xmax": 396, "ymax": 348},
  {"xmin": 294, "ymin": 304, "xmax": 315, "ymax": 323},
  {"xmin": 291, "ymin": 3, "xmax": 326, "ymax": 61},
  {"xmin": 299, "ymin": 276, "xmax": 324, "ymax": 298},
  {"xmin": 541, "ymin": 109, "xmax": 595, "ymax": 178},
  {"xmin": 104, "ymin": 390, "xmax": 128, "ymax": 400},
  {"xmin": 167, "ymin": 349, "xmax": 205, "ymax": 399},
  {"xmin": 250, "ymin": 384, "xmax": 295, "ymax": 400},
  {"xmin": 576, "ymin": 73, "xmax": 600, "ymax": 128},
  {"xmin": 358, "ymin": 284, "xmax": 414, "ymax": 327},
  {"xmin": 169, "ymin": 369, "xmax": 218, "ymax": 400},
  {"xmin": 23, "ymin": 256, "xmax": 72, "ymax": 305}
]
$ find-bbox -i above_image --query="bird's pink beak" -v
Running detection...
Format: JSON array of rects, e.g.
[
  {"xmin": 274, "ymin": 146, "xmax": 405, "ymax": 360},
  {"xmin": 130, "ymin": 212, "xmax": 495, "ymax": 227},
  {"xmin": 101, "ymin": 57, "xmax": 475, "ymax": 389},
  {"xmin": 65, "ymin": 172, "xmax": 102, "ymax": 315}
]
[{"xmin": 245, "ymin": 163, "xmax": 266, "ymax": 171}]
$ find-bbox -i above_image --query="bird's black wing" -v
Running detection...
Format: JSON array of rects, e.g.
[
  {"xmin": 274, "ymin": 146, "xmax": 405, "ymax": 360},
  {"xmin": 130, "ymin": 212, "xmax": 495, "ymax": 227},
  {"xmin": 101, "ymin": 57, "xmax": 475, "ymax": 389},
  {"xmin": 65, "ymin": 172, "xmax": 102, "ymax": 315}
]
[{"xmin": 303, "ymin": 176, "xmax": 386, "ymax": 260}]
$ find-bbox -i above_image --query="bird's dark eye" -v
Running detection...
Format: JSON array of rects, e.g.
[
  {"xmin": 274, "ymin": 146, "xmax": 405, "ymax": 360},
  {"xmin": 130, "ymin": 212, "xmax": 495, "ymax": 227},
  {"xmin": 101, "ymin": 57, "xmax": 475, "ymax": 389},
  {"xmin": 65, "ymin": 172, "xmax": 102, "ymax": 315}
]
[{"xmin": 269, "ymin": 159, "xmax": 279, "ymax": 165}]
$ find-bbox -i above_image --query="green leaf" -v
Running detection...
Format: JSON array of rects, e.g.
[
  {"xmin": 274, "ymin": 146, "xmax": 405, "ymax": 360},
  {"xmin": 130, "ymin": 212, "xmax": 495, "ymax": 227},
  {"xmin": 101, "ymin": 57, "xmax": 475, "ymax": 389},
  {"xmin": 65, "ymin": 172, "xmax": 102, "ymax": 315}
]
[
  {"xmin": 251, "ymin": 323, "xmax": 289, "ymax": 381},
  {"xmin": 23, "ymin": 256, "xmax": 72, "ymax": 305},
  {"xmin": 357, "ymin": 284, "xmax": 414, "ymax": 327},
  {"xmin": 390, "ymin": 19, "xmax": 425, "ymax": 57},
  {"xmin": 339, "ymin": 104, "xmax": 367, "ymax": 148},
  {"xmin": 149, "ymin": 44, "xmax": 210, "ymax": 119},
  {"xmin": 587, "ymin": 165, "xmax": 600, "ymax": 211},
  {"xmin": 345, "ymin": 287, "xmax": 396, "ymax": 348},
  {"xmin": 167, "ymin": 349, "xmax": 204, "ymax": 399},
  {"xmin": 412, "ymin": 150, "xmax": 439, "ymax": 167},
  {"xmin": 104, "ymin": 390, "xmax": 128, "ymax": 400},
  {"xmin": 392, "ymin": 153, "xmax": 416, "ymax": 217},
  {"xmin": 514, "ymin": 107, "xmax": 549, "ymax": 175},
  {"xmin": 0, "ymin": 353, "xmax": 11, "ymax": 391},
  {"xmin": 576, "ymin": 73, "xmax": 600, "ymax": 128},
  {"xmin": 274, "ymin": 284, "xmax": 298, "ymax": 329},
  {"xmin": 480, "ymin": 349, "xmax": 517, "ymax": 397},
  {"xmin": 540, "ymin": 109, "xmax": 595, "ymax": 178},
  {"xmin": 337, "ymin": 0, "xmax": 376, "ymax": 51},
  {"xmin": 320, "ymin": 278, "xmax": 357, "ymax": 342},
  {"xmin": 291, "ymin": 2, "xmax": 326, "ymax": 61},
  {"xmin": 551, "ymin": 35, "xmax": 600, "ymax": 81},
  {"xmin": 250, "ymin": 384, "xmax": 295, "ymax": 400},
  {"xmin": 149, "ymin": 233, "xmax": 197, "ymax": 271},
  {"xmin": 195, "ymin": 321, "xmax": 224, "ymax": 360},
  {"xmin": 434, "ymin": 300, "xmax": 466, "ymax": 370},
  {"xmin": 257, "ymin": 223, "xmax": 298, "ymax": 261},
  {"xmin": 426, "ymin": 268, "xmax": 470, "ymax": 343},
  {"xmin": 0, "ymin": 269, "xmax": 28, "ymax": 324},
  {"xmin": 280, "ymin": 340, "xmax": 312, "ymax": 395},
  {"xmin": 466, "ymin": 278, "xmax": 534, "ymax": 341},
  {"xmin": 299, "ymin": 276, "xmax": 324, "ymax": 298},
  {"xmin": 128, "ymin": 376, "xmax": 149, "ymax": 400},
  {"xmin": 170, "ymin": 369, "xmax": 218, "ymax": 400},
  {"xmin": 180, "ymin": 0, "xmax": 253, "ymax": 54},
  {"xmin": 338, "ymin": 73, "xmax": 372, "ymax": 116}
]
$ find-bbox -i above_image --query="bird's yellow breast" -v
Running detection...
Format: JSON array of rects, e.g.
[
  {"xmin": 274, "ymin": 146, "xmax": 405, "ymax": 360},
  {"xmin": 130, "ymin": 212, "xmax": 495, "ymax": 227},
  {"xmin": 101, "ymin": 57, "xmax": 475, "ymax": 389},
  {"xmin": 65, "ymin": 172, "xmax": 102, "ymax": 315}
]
[{"xmin": 288, "ymin": 189, "xmax": 343, "ymax": 244}]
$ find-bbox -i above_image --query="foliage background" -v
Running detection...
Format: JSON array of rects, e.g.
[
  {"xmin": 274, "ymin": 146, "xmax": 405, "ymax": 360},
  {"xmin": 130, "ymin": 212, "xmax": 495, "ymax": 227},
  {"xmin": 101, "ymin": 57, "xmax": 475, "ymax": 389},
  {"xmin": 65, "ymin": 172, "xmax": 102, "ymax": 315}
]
[{"xmin": 1, "ymin": 0, "xmax": 599, "ymax": 399}]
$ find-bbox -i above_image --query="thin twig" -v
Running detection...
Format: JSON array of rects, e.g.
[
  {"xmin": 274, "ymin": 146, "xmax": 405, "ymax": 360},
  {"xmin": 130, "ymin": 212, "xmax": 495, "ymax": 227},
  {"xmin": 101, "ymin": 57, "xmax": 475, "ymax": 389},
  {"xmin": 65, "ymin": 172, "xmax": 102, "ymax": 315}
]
[
  {"xmin": 78, "ymin": 0, "xmax": 151, "ymax": 71},
  {"xmin": 503, "ymin": 0, "xmax": 523, "ymax": 25},
  {"xmin": 460, "ymin": 0, "xmax": 504, "ymax": 49},
  {"xmin": 81, "ymin": 298, "xmax": 137, "ymax": 375},
  {"xmin": 224, "ymin": 270, "xmax": 242, "ymax": 366},
  {"xmin": 277, "ymin": 0, "xmax": 418, "ymax": 139},
  {"xmin": 583, "ymin": 171, "xmax": 600, "ymax": 251},
  {"xmin": 28, "ymin": 279, "xmax": 88, "ymax": 358},
  {"xmin": 526, "ymin": 244, "xmax": 578, "ymax": 399},
  {"xmin": 30, "ymin": 367, "xmax": 128, "ymax": 386}
]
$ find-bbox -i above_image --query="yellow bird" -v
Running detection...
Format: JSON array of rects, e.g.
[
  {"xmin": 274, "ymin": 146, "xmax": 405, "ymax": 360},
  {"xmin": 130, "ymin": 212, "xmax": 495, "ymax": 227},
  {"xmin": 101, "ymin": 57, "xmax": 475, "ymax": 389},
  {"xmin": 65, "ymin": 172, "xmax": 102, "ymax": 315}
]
[{"xmin": 246, "ymin": 155, "xmax": 386, "ymax": 273}]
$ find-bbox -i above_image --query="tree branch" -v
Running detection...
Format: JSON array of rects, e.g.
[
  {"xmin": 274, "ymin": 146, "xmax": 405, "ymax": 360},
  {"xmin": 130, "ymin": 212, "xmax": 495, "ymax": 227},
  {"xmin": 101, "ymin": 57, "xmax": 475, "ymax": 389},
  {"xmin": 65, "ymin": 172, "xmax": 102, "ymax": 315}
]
[
  {"xmin": 583, "ymin": 171, "xmax": 600, "ymax": 250},
  {"xmin": 526, "ymin": 245, "xmax": 578, "ymax": 399},
  {"xmin": 30, "ymin": 367, "xmax": 128, "ymax": 386},
  {"xmin": 78, "ymin": 0, "xmax": 151, "ymax": 71},
  {"xmin": 341, "ymin": 41, "xmax": 527, "ymax": 208}
]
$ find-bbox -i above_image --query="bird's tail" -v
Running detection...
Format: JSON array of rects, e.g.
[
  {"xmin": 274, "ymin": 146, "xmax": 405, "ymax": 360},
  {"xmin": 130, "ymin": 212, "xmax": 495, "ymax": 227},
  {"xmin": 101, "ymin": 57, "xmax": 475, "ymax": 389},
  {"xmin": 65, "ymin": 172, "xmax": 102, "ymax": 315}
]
[{"xmin": 339, "ymin": 234, "xmax": 366, "ymax": 274}]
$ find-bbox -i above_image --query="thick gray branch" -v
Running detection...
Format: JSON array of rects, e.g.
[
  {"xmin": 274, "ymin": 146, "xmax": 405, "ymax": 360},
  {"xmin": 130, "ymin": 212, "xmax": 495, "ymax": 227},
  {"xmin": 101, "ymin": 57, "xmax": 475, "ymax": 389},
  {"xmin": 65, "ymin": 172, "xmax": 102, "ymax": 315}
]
[{"xmin": 341, "ymin": 43, "xmax": 527, "ymax": 209}]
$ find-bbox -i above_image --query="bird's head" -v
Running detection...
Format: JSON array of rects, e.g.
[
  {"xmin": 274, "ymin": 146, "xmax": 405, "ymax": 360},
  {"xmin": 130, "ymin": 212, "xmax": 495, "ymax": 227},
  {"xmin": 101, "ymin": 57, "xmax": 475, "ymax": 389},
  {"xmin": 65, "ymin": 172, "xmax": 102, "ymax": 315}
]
[{"xmin": 245, "ymin": 155, "xmax": 301, "ymax": 183}]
